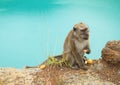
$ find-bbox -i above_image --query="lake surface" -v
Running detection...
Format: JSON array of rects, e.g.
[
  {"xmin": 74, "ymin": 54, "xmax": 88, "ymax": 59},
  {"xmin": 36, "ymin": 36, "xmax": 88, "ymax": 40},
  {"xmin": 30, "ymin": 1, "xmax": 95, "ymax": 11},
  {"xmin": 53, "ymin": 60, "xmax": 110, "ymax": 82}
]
[{"xmin": 0, "ymin": 0, "xmax": 120, "ymax": 68}]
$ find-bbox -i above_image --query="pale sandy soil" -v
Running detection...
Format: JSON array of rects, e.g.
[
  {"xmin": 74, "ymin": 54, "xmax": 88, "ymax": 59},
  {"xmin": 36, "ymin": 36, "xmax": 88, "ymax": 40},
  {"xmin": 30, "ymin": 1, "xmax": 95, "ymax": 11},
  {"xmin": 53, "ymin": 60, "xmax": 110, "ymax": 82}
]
[{"xmin": 0, "ymin": 60, "xmax": 119, "ymax": 85}]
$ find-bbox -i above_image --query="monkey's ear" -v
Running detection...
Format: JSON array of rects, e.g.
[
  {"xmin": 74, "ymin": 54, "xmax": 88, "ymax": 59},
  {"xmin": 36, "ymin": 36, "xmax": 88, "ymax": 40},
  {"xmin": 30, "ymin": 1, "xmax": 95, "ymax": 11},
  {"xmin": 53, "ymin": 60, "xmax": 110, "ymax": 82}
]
[{"xmin": 73, "ymin": 27, "xmax": 77, "ymax": 31}]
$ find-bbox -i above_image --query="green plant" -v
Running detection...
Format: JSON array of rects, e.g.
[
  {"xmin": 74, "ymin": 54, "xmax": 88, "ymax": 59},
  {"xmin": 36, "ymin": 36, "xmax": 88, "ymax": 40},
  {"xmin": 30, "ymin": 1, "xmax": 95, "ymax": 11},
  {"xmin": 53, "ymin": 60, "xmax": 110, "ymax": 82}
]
[
  {"xmin": 46, "ymin": 56, "xmax": 70, "ymax": 67},
  {"xmin": 0, "ymin": 80, "xmax": 2, "ymax": 85},
  {"xmin": 56, "ymin": 78, "xmax": 64, "ymax": 85}
]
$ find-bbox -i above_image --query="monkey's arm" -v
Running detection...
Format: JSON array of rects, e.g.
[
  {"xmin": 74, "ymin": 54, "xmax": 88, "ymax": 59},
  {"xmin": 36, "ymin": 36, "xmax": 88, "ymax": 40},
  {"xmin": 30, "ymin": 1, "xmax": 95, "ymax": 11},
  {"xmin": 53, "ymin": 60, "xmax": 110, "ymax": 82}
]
[
  {"xmin": 71, "ymin": 41, "xmax": 86, "ymax": 68},
  {"xmin": 84, "ymin": 49, "xmax": 91, "ymax": 54},
  {"xmin": 84, "ymin": 42, "xmax": 91, "ymax": 54}
]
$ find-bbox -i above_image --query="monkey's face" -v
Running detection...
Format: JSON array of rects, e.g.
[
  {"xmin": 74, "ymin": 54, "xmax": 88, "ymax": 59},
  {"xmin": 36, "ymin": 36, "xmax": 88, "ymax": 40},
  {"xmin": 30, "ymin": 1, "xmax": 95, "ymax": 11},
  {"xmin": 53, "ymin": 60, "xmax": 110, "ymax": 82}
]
[{"xmin": 73, "ymin": 22, "xmax": 89, "ymax": 40}]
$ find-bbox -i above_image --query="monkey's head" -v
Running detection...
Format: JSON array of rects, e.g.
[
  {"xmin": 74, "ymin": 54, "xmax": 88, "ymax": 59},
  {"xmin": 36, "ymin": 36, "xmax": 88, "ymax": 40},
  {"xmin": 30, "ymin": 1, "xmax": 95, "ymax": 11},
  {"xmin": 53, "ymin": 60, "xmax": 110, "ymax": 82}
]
[{"xmin": 73, "ymin": 22, "xmax": 89, "ymax": 40}]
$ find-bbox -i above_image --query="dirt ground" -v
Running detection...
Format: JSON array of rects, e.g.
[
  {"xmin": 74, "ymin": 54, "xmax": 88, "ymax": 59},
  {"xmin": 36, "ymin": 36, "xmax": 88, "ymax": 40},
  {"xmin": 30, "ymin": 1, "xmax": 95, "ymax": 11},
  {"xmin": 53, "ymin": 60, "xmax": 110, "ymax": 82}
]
[
  {"xmin": 0, "ymin": 59, "xmax": 119, "ymax": 85},
  {"xmin": 38, "ymin": 59, "xmax": 120, "ymax": 85}
]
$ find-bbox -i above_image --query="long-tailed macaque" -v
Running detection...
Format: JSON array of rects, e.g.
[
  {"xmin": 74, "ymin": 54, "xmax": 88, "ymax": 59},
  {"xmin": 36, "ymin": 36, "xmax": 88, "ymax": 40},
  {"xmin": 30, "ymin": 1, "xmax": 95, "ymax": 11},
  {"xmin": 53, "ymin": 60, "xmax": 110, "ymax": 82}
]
[
  {"xmin": 25, "ymin": 22, "xmax": 91, "ymax": 70},
  {"xmin": 63, "ymin": 22, "xmax": 90, "ymax": 70}
]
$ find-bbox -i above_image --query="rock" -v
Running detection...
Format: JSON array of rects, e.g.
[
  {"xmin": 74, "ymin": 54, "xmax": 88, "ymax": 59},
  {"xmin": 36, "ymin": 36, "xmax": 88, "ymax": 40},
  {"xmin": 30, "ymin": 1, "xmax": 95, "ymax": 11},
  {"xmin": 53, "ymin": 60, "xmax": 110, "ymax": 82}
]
[
  {"xmin": 102, "ymin": 40, "xmax": 120, "ymax": 63},
  {"xmin": 0, "ymin": 64, "xmax": 116, "ymax": 85},
  {"xmin": 94, "ymin": 63, "xmax": 103, "ymax": 71}
]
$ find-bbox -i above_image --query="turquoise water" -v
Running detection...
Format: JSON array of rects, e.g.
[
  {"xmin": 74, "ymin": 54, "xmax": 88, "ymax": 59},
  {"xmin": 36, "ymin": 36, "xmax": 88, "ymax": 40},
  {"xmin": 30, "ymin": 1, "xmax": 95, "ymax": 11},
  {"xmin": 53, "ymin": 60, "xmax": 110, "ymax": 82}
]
[{"xmin": 0, "ymin": 0, "xmax": 120, "ymax": 68}]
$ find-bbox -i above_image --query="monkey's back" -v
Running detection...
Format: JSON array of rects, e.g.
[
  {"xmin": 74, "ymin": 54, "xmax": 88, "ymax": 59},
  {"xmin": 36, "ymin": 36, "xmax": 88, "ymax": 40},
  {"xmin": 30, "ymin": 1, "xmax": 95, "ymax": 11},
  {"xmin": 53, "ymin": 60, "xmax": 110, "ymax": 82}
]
[{"xmin": 63, "ymin": 30, "xmax": 73, "ymax": 53}]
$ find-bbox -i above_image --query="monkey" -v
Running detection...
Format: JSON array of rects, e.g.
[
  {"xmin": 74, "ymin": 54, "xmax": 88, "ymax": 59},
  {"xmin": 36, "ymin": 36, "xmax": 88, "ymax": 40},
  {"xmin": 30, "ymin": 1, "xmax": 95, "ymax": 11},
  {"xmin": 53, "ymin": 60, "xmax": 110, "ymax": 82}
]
[
  {"xmin": 62, "ymin": 22, "xmax": 90, "ymax": 70},
  {"xmin": 25, "ymin": 22, "xmax": 91, "ymax": 70}
]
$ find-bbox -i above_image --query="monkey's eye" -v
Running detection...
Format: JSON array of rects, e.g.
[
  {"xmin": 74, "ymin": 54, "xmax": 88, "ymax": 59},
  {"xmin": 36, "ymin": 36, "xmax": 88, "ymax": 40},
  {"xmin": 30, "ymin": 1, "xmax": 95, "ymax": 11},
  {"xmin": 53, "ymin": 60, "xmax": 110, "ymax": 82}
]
[
  {"xmin": 81, "ymin": 28, "xmax": 87, "ymax": 31},
  {"xmin": 73, "ymin": 27, "xmax": 77, "ymax": 31}
]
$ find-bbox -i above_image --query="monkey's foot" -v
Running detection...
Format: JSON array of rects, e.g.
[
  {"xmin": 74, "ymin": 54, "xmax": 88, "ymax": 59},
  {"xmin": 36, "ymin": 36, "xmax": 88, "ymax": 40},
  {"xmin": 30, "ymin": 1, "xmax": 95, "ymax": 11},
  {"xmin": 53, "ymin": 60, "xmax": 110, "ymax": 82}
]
[
  {"xmin": 71, "ymin": 66, "xmax": 79, "ymax": 70},
  {"xmin": 80, "ymin": 66, "xmax": 88, "ymax": 71},
  {"xmin": 70, "ymin": 65, "xmax": 88, "ymax": 70}
]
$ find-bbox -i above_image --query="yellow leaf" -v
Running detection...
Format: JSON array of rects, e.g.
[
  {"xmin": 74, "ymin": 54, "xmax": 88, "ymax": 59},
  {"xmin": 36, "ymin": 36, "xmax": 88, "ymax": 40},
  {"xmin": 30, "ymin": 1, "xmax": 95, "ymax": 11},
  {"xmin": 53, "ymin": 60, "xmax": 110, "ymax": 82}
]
[{"xmin": 40, "ymin": 65, "xmax": 46, "ymax": 69}]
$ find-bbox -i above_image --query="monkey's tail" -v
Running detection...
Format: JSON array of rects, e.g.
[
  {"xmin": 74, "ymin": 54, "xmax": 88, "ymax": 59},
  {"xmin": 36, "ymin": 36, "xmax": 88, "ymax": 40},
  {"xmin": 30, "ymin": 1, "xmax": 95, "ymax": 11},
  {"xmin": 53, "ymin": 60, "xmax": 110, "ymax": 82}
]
[
  {"xmin": 24, "ymin": 66, "xmax": 38, "ymax": 68},
  {"xmin": 54, "ymin": 54, "xmax": 63, "ymax": 60},
  {"xmin": 24, "ymin": 55, "xmax": 63, "ymax": 69}
]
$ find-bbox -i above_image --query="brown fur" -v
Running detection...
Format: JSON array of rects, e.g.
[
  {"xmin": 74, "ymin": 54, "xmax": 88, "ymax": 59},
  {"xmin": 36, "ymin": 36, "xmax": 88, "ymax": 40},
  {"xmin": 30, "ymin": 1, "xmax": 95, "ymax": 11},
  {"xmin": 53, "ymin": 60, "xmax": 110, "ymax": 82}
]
[{"xmin": 62, "ymin": 22, "xmax": 90, "ymax": 70}]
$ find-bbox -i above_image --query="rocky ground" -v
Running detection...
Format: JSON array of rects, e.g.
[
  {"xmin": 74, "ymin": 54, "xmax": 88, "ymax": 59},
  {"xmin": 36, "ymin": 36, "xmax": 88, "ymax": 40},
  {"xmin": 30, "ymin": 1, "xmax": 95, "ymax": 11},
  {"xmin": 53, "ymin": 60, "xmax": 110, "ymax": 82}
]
[
  {"xmin": 0, "ymin": 40, "xmax": 120, "ymax": 85},
  {"xmin": 0, "ymin": 59, "xmax": 119, "ymax": 85}
]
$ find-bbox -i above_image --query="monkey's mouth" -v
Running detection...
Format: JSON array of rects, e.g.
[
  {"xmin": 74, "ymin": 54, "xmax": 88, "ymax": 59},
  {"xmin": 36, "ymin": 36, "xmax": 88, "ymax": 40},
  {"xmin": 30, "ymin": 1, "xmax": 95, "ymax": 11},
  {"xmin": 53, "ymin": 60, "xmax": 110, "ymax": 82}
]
[
  {"xmin": 84, "ymin": 37, "xmax": 88, "ymax": 40},
  {"xmin": 80, "ymin": 34, "xmax": 89, "ymax": 40}
]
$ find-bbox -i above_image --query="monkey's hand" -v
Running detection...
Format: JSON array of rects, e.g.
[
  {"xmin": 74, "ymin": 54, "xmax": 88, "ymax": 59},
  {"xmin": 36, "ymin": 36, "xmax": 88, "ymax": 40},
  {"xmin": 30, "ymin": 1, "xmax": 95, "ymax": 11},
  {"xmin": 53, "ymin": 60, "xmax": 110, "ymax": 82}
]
[{"xmin": 84, "ymin": 49, "xmax": 91, "ymax": 54}]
